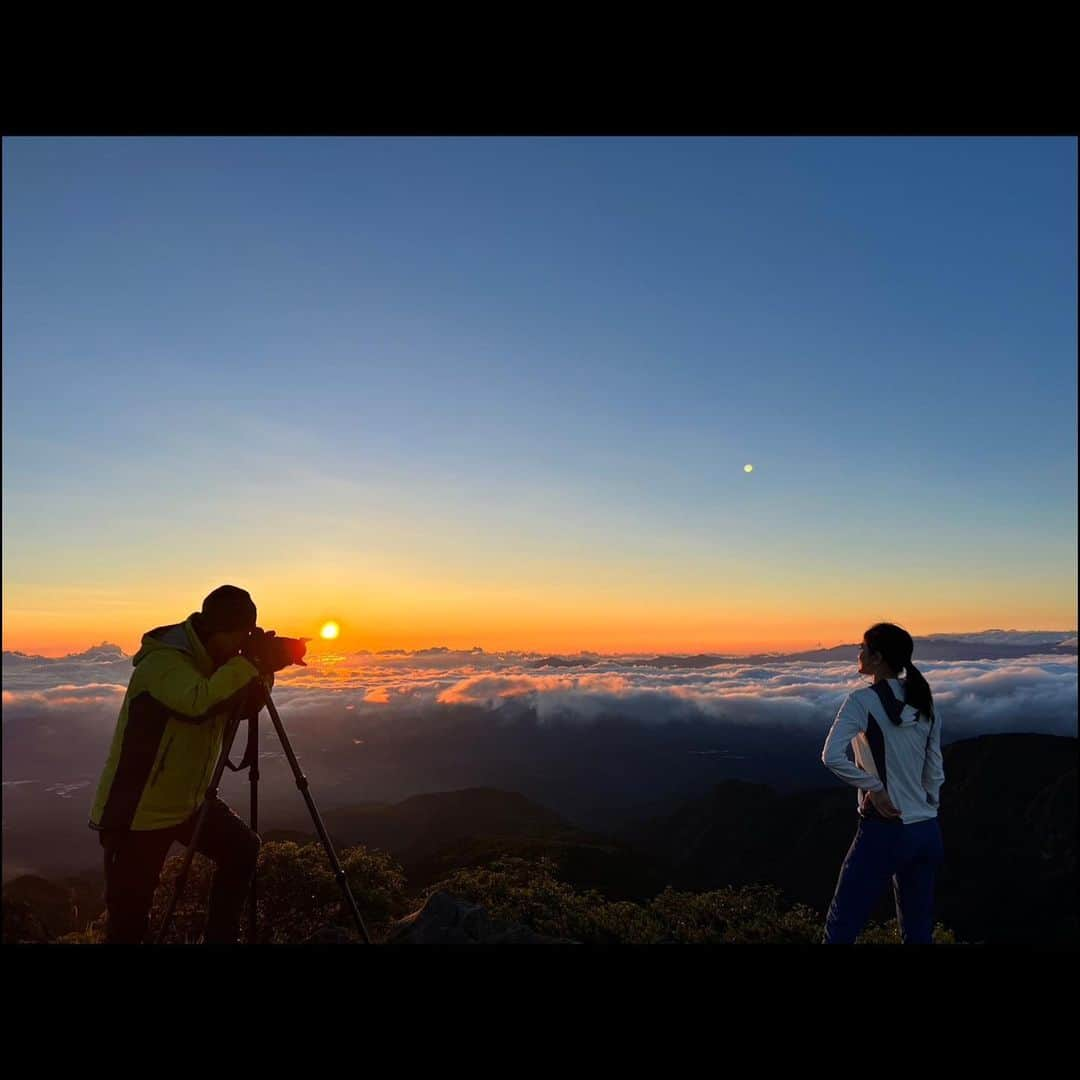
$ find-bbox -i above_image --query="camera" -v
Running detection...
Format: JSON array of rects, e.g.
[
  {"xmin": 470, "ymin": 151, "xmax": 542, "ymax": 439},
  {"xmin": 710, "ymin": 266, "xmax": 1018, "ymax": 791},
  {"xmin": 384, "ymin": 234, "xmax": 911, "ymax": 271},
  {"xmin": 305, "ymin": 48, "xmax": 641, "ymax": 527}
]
[{"xmin": 244, "ymin": 627, "xmax": 309, "ymax": 673}]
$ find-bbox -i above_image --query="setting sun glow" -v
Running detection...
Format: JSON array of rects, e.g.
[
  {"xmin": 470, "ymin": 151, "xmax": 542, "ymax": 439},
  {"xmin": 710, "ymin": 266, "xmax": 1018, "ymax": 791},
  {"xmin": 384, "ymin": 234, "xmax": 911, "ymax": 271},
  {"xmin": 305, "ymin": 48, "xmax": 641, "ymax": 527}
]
[{"xmin": 320, "ymin": 621, "xmax": 340, "ymax": 640}]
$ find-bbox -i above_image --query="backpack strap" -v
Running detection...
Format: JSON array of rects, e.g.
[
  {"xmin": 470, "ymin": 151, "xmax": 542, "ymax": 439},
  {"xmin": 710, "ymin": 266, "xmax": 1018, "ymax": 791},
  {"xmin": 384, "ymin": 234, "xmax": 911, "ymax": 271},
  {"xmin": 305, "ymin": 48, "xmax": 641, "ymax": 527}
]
[
  {"xmin": 870, "ymin": 679, "xmax": 906, "ymax": 726},
  {"xmin": 871, "ymin": 679, "xmax": 935, "ymax": 745}
]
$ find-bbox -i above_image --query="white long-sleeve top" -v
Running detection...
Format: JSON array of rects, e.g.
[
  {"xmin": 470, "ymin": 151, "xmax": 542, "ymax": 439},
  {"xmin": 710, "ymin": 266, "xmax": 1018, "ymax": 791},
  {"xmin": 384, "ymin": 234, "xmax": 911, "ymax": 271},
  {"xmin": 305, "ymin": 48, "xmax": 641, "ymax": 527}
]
[{"xmin": 821, "ymin": 677, "xmax": 944, "ymax": 824}]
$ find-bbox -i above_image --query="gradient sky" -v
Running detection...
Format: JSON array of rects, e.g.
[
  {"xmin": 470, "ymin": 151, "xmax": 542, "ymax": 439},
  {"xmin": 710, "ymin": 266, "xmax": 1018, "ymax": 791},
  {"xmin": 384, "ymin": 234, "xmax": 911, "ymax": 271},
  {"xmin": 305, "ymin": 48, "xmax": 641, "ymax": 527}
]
[{"xmin": 3, "ymin": 137, "xmax": 1076, "ymax": 656}]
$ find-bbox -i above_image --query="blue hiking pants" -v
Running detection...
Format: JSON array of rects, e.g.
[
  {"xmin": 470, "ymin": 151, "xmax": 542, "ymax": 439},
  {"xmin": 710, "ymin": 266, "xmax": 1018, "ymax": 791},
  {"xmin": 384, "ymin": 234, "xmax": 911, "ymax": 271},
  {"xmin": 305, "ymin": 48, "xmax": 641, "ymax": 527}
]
[{"xmin": 823, "ymin": 816, "xmax": 944, "ymax": 944}]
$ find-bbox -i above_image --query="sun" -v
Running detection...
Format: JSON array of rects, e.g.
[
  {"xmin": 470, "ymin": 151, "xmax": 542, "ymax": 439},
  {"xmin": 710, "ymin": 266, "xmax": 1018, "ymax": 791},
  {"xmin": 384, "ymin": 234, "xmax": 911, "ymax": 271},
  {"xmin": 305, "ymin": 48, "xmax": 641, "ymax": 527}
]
[{"xmin": 319, "ymin": 621, "xmax": 340, "ymax": 640}]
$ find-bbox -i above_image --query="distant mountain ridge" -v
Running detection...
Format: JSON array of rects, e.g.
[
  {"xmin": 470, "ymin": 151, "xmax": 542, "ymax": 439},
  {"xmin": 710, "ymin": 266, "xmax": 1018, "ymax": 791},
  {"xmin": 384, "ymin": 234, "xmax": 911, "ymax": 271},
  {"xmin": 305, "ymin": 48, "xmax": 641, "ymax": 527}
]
[
  {"xmin": 624, "ymin": 636, "xmax": 1077, "ymax": 669},
  {"xmin": 5, "ymin": 630, "xmax": 1075, "ymax": 668},
  {"xmin": 2, "ymin": 642, "xmax": 128, "ymax": 665}
]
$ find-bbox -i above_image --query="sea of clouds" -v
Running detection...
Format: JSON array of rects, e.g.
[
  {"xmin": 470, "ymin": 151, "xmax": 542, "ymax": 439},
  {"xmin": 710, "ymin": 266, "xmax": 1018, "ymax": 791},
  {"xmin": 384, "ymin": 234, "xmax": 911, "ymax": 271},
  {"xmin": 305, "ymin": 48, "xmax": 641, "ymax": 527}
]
[{"xmin": 3, "ymin": 635, "xmax": 1076, "ymax": 743}]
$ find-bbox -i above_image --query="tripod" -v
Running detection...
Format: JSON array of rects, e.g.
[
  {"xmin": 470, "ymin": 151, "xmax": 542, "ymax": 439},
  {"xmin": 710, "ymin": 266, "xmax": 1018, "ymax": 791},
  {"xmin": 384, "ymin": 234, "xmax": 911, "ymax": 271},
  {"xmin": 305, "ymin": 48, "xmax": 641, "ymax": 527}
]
[{"xmin": 155, "ymin": 681, "xmax": 372, "ymax": 944}]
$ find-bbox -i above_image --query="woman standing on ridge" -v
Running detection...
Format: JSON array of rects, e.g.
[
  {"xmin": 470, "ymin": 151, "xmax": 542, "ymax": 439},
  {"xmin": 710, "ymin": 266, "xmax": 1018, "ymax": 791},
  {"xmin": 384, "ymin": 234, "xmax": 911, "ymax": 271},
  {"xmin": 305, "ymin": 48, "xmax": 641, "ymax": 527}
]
[{"xmin": 820, "ymin": 622, "xmax": 945, "ymax": 944}]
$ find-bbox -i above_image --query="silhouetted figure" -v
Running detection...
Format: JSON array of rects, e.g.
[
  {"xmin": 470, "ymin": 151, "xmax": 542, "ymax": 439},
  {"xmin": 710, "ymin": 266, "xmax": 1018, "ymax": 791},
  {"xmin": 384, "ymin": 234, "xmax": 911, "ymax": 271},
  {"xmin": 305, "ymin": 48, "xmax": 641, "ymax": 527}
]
[
  {"xmin": 88, "ymin": 586, "xmax": 288, "ymax": 944},
  {"xmin": 820, "ymin": 622, "xmax": 945, "ymax": 943}
]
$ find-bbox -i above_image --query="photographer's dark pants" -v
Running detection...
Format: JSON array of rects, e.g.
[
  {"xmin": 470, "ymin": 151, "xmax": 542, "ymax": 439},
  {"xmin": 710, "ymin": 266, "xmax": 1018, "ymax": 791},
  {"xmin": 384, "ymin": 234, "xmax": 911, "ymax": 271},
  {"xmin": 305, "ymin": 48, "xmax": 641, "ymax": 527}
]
[
  {"xmin": 823, "ymin": 816, "xmax": 944, "ymax": 944},
  {"xmin": 99, "ymin": 799, "xmax": 260, "ymax": 944}
]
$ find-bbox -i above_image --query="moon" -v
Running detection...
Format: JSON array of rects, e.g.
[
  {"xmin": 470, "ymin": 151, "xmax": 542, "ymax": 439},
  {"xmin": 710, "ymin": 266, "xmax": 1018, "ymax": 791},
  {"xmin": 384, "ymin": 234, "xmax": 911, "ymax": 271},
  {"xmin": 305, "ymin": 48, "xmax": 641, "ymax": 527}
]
[{"xmin": 320, "ymin": 621, "xmax": 340, "ymax": 640}]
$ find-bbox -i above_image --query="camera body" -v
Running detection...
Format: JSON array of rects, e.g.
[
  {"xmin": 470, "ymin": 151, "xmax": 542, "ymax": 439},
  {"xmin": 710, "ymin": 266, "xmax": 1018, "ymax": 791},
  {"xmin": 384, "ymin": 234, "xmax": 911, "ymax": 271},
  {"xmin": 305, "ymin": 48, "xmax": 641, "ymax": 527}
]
[{"xmin": 244, "ymin": 627, "xmax": 308, "ymax": 673}]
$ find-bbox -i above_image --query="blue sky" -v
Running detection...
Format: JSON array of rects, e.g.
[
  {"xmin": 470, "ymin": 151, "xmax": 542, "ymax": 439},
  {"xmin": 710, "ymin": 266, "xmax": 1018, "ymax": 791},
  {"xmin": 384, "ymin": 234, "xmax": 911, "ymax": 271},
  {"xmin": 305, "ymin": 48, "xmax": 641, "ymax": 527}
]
[{"xmin": 3, "ymin": 137, "xmax": 1076, "ymax": 653}]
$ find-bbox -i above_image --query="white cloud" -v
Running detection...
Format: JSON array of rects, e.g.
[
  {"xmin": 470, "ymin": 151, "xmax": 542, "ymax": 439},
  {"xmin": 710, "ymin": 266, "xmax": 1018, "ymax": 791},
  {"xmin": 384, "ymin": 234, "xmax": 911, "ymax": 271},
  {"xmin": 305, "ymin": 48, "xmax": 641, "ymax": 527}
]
[{"xmin": 4, "ymin": 645, "xmax": 1076, "ymax": 741}]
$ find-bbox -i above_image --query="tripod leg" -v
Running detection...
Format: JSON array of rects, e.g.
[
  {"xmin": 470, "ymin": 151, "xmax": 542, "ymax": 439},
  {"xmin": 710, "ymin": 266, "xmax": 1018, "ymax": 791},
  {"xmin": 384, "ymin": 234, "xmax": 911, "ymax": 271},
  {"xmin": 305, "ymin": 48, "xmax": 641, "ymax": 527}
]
[
  {"xmin": 154, "ymin": 711, "xmax": 245, "ymax": 944},
  {"xmin": 248, "ymin": 718, "xmax": 259, "ymax": 945},
  {"xmin": 261, "ymin": 689, "xmax": 373, "ymax": 944}
]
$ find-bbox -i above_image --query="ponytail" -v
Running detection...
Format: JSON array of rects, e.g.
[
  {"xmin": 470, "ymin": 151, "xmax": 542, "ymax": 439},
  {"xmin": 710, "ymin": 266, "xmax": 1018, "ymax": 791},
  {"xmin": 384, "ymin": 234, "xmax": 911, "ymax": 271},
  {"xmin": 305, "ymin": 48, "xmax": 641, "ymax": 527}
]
[{"xmin": 903, "ymin": 659, "xmax": 935, "ymax": 722}]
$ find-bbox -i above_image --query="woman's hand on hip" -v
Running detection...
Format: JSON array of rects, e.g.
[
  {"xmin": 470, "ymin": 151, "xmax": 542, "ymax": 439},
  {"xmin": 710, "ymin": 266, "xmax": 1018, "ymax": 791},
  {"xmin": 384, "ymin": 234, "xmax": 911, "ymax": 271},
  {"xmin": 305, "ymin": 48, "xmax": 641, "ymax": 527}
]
[{"xmin": 866, "ymin": 788, "xmax": 901, "ymax": 818}]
